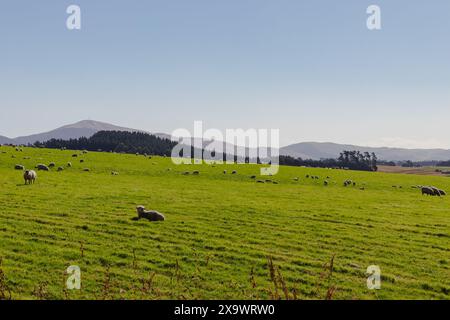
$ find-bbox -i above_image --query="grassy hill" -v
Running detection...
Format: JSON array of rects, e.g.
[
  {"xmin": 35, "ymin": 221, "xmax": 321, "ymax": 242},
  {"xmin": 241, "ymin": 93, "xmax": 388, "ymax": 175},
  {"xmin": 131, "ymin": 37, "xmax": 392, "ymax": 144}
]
[{"xmin": 0, "ymin": 146, "xmax": 449, "ymax": 299}]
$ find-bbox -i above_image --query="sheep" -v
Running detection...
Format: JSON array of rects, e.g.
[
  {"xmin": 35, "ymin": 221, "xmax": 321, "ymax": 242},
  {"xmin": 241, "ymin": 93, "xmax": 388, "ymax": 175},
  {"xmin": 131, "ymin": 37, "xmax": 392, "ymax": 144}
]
[
  {"xmin": 193, "ymin": 171, "xmax": 200, "ymax": 175},
  {"xmin": 292, "ymin": 177, "xmax": 299, "ymax": 181},
  {"xmin": 232, "ymin": 170, "xmax": 237, "ymax": 174},
  {"xmin": 111, "ymin": 171, "xmax": 119, "ymax": 175},
  {"xmin": 183, "ymin": 171, "xmax": 190, "ymax": 175},
  {"xmin": 438, "ymin": 189, "xmax": 447, "ymax": 196},
  {"xmin": 57, "ymin": 166, "xmax": 64, "ymax": 172},
  {"xmin": 324, "ymin": 180, "xmax": 329, "ymax": 186},
  {"xmin": 80, "ymin": 159, "xmax": 85, "ymax": 163},
  {"xmin": 343, "ymin": 180, "xmax": 353, "ymax": 187},
  {"xmin": 250, "ymin": 175, "xmax": 256, "ymax": 179},
  {"xmin": 36, "ymin": 164, "xmax": 49, "ymax": 171},
  {"xmin": 421, "ymin": 187, "xmax": 435, "ymax": 196},
  {"xmin": 23, "ymin": 170, "xmax": 37, "ymax": 185},
  {"xmin": 136, "ymin": 205, "xmax": 165, "ymax": 221},
  {"xmin": 15, "ymin": 164, "xmax": 25, "ymax": 170},
  {"xmin": 223, "ymin": 170, "xmax": 227, "ymax": 174},
  {"xmin": 83, "ymin": 168, "xmax": 90, "ymax": 172},
  {"xmin": 430, "ymin": 186, "xmax": 442, "ymax": 196},
  {"xmin": 67, "ymin": 162, "xmax": 72, "ymax": 167},
  {"xmin": 257, "ymin": 180, "xmax": 265, "ymax": 183},
  {"xmin": 72, "ymin": 154, "xmax": 78, "ymax": 158},
  {"xmin": 48, "ymin": 162, "xmax": 56, "ymax": 168}
]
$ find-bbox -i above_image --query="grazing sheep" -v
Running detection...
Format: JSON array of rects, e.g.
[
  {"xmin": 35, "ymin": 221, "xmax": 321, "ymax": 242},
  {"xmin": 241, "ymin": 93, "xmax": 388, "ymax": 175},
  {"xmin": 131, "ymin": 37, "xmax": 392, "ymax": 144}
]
[
  {"xmin": 223, "ymin": 170, "xmax": 227, "ymax": 174},
  {"xmin": 183, "ymin": 171, "xmax": 190, "ymax": 175},
  {"xmin": 232, "ymin": 170, "xmax": 237, "ymax": 174},
  {"xmin": 15, "ymin": 164, "xmax": 25, "ymax": 170},
  {"xmin": 83, "ymin": 168, "xmax": 90, "ymax": 172},
  {"xmin": 438, "ymin": 189, "xmax": 447, "ymax": 196},
  {"xmin": 324, "ymin": 180, "xmax": 328, "ymax": 186},
  {"xmin": 111, "ymin": 171, "xmax": 119, "ymax": 175},
  {"xmin": 257, "ymin": 180, "xmax": 265, "ymax": 183},
  {"xmin": 67, "ymin": 162, "xmax": 72, "ymax": 167},
  {"xmin": 48, "ymin": 162, "xmax": 55, "ymax": 168},
  {"xmin": 193, "ymin": 171, "xmax": 200, "ymax": 175},
  {"xmin": 57, "ymin": 166, "xmax": 64, "ymax": 172},
  {"xmin": 136, "ymin": 206, "xmax": 165, "ymax": 221},
  {"xmin": 421, "ymin": 187, "xmax": 435, "ymax": 196},
  {"xmin": 306, "ymin": 175, "xmax": 309, "ymax": 178},
  {"xmin": 430, "ymin": 186, "xmax": 442, "ymax": 196},
  {"xmin": 36, "ymin": 164, "xmax": 49, "ymax": 171},
  {"xmin": 80, "ymin": 159, "xmax": 85, "ymax": 163},
  {"xmin": 23, "ymin": 170, "xmax": 37, "ymax": 185},
  {"xmin": 72, "ymin": 154, "xmax": 78, "ymax": 158},
  {"xmin": 272, "ymin": 181, "xmax": 279, "ymax": 184},
  {"xmin": 343, "ymin": 179, "xmax": 353, "ymax": 187},
  {"xmin": 293, "ymin": 177, "xmax": 299, "ymax": 181},
  {"xmin": 250, "ymin": 175, "xmax": 256, "ymax": 179}
]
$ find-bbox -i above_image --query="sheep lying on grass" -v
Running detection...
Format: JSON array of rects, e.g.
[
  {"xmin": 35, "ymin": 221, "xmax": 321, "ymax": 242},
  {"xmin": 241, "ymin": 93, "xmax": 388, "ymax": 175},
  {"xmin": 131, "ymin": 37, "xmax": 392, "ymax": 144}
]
[
  {"xmin": 36, "ymin": 164, "xmax": 49, "ymax": 171},
  {"xmin": 135, "ymin": 206, "xmax": 165, "ymax": 221},
  {"xmin": 24, "ymin": 170, "xmax": 37, "ymax": 185}
]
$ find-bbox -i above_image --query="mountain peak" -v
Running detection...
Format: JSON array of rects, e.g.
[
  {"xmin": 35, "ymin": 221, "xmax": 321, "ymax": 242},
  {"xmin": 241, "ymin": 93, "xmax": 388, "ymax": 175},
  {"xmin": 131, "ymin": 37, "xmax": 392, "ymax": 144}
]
[{"xmin": 61, "ymin": 120, "xmax": 135, "ymax": 131}]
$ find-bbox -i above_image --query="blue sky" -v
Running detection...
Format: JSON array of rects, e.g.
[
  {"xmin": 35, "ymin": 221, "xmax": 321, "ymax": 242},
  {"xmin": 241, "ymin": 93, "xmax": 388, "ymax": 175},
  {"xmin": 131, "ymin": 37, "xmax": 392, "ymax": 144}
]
[{"xmin": 1, "ymin": 0, "xmax": 449, "ymax": 148}]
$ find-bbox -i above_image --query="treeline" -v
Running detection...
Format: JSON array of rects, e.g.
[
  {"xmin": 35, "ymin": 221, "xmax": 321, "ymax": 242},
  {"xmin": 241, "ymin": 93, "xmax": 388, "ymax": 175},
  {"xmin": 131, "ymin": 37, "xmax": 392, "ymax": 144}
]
[
  {"xmin": 280, "ymin": 150, "xmax": 378, "ymax": 171},
  {"xmin": 35, "ymin": 131, "xmax": 177, "ymax": 156},
  {"xmin": 399, "ymin": 160, "xmax": 450, "ymax": 167},
  {"xmin": 34, "ymin": 131, "xmax": 378, "ymax": 171}
]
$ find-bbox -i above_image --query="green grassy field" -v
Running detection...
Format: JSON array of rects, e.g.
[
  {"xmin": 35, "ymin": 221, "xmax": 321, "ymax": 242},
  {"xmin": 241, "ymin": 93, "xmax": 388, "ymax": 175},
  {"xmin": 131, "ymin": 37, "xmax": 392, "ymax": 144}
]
[{"xmin": 0, "ymin": 146, "xmax": 449, "ymax": 300}]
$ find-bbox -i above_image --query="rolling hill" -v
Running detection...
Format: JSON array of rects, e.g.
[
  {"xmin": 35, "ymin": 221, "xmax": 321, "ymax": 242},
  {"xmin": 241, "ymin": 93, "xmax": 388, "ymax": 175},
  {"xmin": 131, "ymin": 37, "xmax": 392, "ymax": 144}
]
[
  {"xmin": 0, "ymin": 146, "xmax": 448, "ymax": 299},
  {"xmin": 280, "ymin": 142, "xmax": 450, "ymax": 162},
  {"xmin": 1, "ymin": 120, "xmax": 170, "ymax": 145},
  {"xmin": 2, "ymin": 120, "xmax": 450, "ymax": 162}
]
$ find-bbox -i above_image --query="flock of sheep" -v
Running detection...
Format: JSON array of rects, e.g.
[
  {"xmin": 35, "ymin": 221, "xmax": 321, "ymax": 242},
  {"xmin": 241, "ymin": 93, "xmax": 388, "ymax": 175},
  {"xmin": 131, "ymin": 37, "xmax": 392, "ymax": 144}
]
[
  {"xmin": 4, "ymin": 146, "xmax": 448, "ymax": 223},
  {"xmin": 418, "ymin": 186, "xmax": 446, "ymax": 197}
]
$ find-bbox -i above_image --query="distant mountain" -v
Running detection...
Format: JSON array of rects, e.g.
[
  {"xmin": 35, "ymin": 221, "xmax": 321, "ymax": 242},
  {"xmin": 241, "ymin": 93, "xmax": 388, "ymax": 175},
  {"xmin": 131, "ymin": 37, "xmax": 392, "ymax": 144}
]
[
  {"xmin": 1, "ymin": 120, "xmax": 169, "ymax": 145},
  {"xmin": 0, "ymin": 135, "xmax": 14, "ymax": 145},
  {"xmin": 11, "ymin": 120, "xmax": 139, "ymax": 145},
  {"xmin": 3, "ymin": 120, "xmax": 450, "ymax": 162},
  {"xmin": 280, "ymin": 142, "xmax": 450, "ymax": 162}
]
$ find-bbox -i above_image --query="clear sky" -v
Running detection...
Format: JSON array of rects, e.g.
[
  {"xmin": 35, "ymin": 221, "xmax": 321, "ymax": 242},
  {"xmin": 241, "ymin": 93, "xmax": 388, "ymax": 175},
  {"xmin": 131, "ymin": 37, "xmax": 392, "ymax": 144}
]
[{"xmin": 1, "ymin": 0, "xmax": 449, "ymax": 148}]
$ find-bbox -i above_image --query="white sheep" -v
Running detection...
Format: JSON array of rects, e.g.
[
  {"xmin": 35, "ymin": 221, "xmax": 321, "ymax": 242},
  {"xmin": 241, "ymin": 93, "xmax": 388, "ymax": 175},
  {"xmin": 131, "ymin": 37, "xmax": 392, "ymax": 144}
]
[
  {"xmin": 136, "ymin": 206, "xmax": 165, "ymax": 221},
  {"xmin": 24, "ymin": 170, "xmax": 37, "ymax": 185}
]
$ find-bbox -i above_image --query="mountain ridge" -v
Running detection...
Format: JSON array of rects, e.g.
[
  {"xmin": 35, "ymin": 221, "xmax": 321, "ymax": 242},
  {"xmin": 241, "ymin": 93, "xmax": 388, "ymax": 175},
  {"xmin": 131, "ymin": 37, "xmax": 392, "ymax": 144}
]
[{"xmin": 1, "ymin": 120, "xmax": 450, "ymax": 161}]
